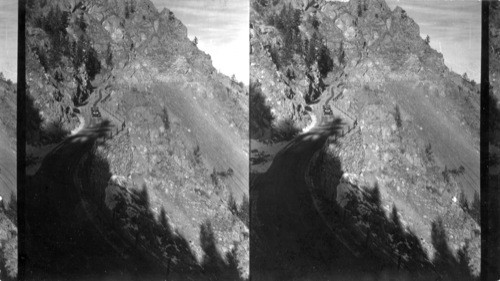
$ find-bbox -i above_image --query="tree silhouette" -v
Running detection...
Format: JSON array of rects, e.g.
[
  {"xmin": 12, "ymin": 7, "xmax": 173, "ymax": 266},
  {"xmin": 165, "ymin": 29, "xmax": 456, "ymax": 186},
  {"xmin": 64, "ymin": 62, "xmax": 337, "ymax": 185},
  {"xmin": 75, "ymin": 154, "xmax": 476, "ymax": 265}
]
[{"xmin": 249, "ymin": 81, "xmax": 273, "ymax": 139}]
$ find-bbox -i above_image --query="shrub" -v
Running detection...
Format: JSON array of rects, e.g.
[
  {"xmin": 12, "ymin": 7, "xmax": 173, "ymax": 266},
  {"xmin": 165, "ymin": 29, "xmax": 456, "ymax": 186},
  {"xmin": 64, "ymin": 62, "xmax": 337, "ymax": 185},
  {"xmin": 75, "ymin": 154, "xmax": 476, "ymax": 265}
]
[
  {"xmin": 250, "ymin": 82, "xmax": 274, "ymax": 138},
  {"xmin": 442, "ymin": 166, "xmax": 450, "ymax": 183},
  {"xmin": 193, "ymin": 145, "xmax": 202, "ymax": 164},
  {"xmin": 310, "ymin": 14, "xmax": 320, "ymax": 29},
  {"xmin": 449, "ymin": 165, "xmax": 465, "ymax": 176},
  {"xmin": 210, "ymin": 168, "xmax": 220, "ymax": 189},
  {"xmin": 317, "ymin": 44, "xmax": 334, "ymax": 77},
  {"xmin": 459, "ymin": 191, "xmax": 469, "ymax": 211},
  {"xmin": 238, "ymin": 195, "xmax": 249, "ymax": 227},
  {"xmin": 273, "ymin": 118, "xmax": 299, "ymax": 141},
  {"xmin": 425, "ymin": 142, "xmax": 433, "ymax": 162},
  {"xmin": 105, "ymin": 43, "xmax": 113, "ymax": 67},
  {"xmin": 394, "ymin": 105, "xmax": 402, "ymax": 128},
  {"xmin": 269, "ymin": 47, "xmax": 281, "ymax": 70},
  {"xmin": 469, "ymin": 191, "xmax": 480, "ymax": 224},
  {"xmin": 228, "ymin": 193, "xmax": 238, "ymax": 215},
  {"xmin": 160, "ymin": 107, "xmax": 170, "ymax": 130}
]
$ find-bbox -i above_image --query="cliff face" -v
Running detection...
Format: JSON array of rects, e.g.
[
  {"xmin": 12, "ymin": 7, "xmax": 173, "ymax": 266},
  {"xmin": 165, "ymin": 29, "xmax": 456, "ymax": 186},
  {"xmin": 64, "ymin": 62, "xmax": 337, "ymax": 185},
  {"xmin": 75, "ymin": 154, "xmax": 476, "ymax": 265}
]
[
  {"xmin": 252, "ymin": 0, "xmax": 480, "ymax": 276},
  {"xmin": 26, "ymin": 0, "xmax": 248, "ymax": 278},
  {"xmin": 488, "ymin": 2, "xmax": 500, "ymax": 279}
]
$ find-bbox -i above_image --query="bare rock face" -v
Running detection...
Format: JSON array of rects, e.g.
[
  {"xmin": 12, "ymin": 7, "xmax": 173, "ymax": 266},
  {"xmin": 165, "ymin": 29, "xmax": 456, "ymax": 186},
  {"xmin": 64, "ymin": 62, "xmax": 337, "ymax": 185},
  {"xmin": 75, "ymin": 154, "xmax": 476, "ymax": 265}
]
[{"xmin": 335, "ymin": 13, "xmax": 358, "ymax": 41}]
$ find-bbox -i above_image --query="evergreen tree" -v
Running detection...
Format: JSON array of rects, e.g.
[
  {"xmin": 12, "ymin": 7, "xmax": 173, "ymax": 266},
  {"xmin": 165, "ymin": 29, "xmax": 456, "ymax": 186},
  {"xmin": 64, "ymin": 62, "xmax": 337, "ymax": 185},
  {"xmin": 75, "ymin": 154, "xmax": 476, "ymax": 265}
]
[
  {"xmin": 317, "ymin": 44, "xmax": 333, "ymax": 77},
  {"xmin": 105, "ymin": 42, "xmax": 113, "ymax": 67}
]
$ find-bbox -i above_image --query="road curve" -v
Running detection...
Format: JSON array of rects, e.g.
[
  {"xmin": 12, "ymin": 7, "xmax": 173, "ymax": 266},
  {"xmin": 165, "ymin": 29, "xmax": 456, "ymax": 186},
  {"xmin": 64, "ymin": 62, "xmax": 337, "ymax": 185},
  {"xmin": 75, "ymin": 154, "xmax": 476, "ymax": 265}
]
[
  {"xmin": 24, "ymin": 122, "xmax": 167, "ymax": 280},
  {"xmin": 251, "ymin": 112, "xmax": 373, "ymax": 279}
]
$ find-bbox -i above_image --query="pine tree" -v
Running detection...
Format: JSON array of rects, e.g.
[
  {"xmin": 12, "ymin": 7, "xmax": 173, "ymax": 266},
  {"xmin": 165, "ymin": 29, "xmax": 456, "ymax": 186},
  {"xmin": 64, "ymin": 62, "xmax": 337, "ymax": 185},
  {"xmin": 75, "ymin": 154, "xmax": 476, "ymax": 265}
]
[
  {"xmin": 105, "ymin": 42, "xmax": 113, "ymax": 67},
  {"xmin": 317, "ymin": 44, "xmax": 333, "ymax": 77}
]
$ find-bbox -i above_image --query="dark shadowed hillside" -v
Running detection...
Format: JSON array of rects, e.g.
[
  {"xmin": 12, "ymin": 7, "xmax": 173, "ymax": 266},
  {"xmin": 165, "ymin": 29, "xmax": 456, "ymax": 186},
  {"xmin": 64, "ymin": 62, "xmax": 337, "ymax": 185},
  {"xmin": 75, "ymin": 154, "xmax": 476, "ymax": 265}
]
[
  {"xmin": 487, "ymin": 1, "xmax": 500, "ymax": 280},
  {"xmin": 250, "ymin": 0, "xmax": 480, "ymax": 279}
]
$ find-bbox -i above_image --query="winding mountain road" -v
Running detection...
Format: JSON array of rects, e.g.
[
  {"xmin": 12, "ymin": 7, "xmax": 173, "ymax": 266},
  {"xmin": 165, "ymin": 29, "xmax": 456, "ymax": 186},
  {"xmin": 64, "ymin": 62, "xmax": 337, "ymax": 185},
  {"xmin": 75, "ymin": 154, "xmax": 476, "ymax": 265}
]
[
  {"xmin": 25, "ymin": 122, "xmax": 167, "ymax": 280},
  {"xmin": 250, "ymin": 93, "xmax": 378, "ymax": 279}
]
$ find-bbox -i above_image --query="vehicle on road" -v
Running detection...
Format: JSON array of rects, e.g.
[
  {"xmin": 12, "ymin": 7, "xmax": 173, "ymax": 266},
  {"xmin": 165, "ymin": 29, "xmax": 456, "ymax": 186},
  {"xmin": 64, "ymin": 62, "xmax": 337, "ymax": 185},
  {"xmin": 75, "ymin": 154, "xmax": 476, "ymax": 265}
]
[
  {"xmin": 91, "ymin": 106, "xmax": 101, "ymax": 118},
  {"xmin": 323, "ymin": 104, "xmax": 333, "ymax": 115}
]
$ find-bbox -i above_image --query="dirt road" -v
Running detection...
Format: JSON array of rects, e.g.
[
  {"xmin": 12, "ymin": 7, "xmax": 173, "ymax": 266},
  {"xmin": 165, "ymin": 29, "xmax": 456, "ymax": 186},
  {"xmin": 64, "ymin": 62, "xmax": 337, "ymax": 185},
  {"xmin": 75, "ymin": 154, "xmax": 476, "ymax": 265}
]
[{"xmin": 24, "ymin": 123, "xmax": 167, "ymax": 280}]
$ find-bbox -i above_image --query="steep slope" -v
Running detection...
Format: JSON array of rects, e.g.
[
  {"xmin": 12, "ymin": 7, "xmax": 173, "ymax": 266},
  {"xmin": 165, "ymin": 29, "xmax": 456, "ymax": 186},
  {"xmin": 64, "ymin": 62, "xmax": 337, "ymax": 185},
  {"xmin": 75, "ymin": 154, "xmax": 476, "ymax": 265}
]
[
  {"xmin": 0, "ymin": 76, "xmax": 17, "ymax": 281},
  {"xmin": 25, "ymin": 0, "xmax": 248, "ymax": 279},
  {"xmin": 251, "ymin": 0, "xmax": 480, "ymax": 279},
  {"xmin": 0, "ymin": 77, "xmax": 16, "ymax": 205}
]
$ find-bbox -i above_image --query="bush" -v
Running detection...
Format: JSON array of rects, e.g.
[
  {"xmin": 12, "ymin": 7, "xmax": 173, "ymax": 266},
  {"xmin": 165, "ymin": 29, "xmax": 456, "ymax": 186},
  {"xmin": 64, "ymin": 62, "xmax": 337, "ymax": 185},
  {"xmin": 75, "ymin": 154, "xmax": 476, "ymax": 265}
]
[
  {"xmin": 459, "ymin": 191, "xmax": 469, "ymax": 211},
  {"xmin": 469, "ymin": 191, "xmax": 480, "ymax": 224},
  {"xmin": 310, "ymin": 14, "xmax": 320, "ymax": 29},
  {"xmin": 193, "ymin": 145, "xmax": 202, "ymax": 165},
  {"xmin": 317, "ymin": 44, "xmax": 334, "ymax": 77},
  {"xmin": 425, "ymin": 142, "xmax": 433, "ymax": 162},
  {"xmin": 250, "ymin": 82, "xmax": 274, "ymax": 138},
  {"xmin": 238, "ymin": 195, "xmax": 249, "ymax": 227},
  {"xmin": 273, "ymin": 118, "xmax": 299, "ymax": 141},
  {"xmin": 442, "ymin": 166, "xmax": 451, "ymax": 183},
  {"xmin": 160, "ymin": 107, "xmax": 170, "ymax": 130},
  {"xmin": 394, "ymin": 105, "xmax": 402, "ymax": 128},
  {"xmin": 269, "ymin": 47, "xmax": 281, "ymax": 70},
  {"xmin": 227, "ymin": 193, "xmax": 249, "ymax": 227},
  {"xmin": 105, "ymin": 43, "xmax": 113, "ymax": 68}
]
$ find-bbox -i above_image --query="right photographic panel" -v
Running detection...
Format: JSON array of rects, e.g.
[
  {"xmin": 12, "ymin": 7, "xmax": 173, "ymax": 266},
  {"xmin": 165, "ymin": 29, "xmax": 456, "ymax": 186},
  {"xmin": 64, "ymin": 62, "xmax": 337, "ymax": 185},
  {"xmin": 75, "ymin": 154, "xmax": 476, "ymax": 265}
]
[
  {"xmin": 250, "ymin": 0, "xmax": 481, "ymax": 280},
  {"xmin": 487, "ymin": 1, "xmax": 500, "ymax": 280}
]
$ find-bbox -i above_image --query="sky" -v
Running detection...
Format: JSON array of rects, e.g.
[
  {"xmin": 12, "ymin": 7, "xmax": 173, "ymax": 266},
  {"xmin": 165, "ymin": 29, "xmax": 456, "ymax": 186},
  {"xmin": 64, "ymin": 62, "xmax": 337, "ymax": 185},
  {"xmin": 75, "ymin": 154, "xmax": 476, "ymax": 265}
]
[
  {"xmin": 386, "ymin": 0, "xmax": 481, "ymax": 82},
  {"xmin": 0, "ymin": 0, "xmax": 17, "ymax": 82},
  {"xmin": 152, "ymin": 0, "xmax": 249, "ymax": 84}
]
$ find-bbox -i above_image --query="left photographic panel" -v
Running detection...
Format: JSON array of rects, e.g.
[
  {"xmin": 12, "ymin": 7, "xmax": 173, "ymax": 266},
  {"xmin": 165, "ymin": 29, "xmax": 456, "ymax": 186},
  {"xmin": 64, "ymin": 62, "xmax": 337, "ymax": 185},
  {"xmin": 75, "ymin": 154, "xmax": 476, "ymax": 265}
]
[
  {"xmin": 24, "ymin": 0, "xmax": 249, "ymax": 280},
  {"xmin": 0, "ymin": 0, "xmax": 17, "ymax": 280}
]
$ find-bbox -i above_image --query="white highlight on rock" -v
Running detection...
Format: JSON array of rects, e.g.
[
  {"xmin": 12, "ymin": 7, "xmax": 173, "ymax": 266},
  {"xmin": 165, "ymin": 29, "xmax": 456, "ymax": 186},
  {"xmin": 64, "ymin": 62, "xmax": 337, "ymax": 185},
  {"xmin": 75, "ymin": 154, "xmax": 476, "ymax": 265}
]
[
  {"xmin": 71, "ymin": 114, "xmax": 85, "ymax": 135},
  {"xmin": 302, "ymin": 113, "xmax": 317, "ymax": 133}
]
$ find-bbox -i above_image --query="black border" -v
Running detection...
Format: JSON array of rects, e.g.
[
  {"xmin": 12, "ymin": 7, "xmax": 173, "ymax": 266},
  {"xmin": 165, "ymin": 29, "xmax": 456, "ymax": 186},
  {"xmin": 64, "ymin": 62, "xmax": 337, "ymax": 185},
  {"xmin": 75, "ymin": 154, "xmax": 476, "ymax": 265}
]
[{"xmin": 17, "ymin": 0, "xmax": 26, "ymax": 279}]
